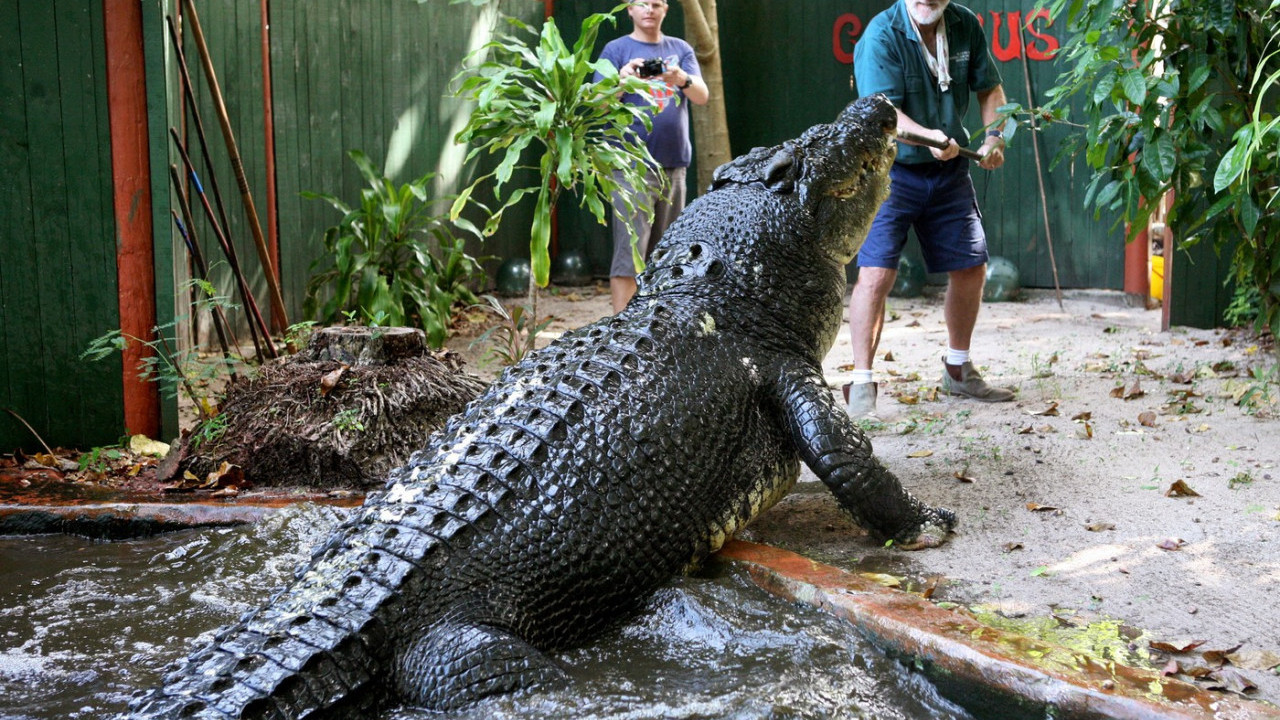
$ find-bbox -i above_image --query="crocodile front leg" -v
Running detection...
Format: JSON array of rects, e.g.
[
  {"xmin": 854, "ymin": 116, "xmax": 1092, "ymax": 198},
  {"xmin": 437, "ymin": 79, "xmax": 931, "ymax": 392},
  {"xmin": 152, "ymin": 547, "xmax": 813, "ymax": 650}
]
[{"xmin": 775, "ymin": 363, "xmax": 955, "ymax": 549}]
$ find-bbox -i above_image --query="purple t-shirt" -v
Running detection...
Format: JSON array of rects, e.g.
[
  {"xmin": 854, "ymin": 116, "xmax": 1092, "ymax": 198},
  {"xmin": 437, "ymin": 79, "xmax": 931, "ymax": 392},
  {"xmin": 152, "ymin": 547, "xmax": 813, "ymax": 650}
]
[{"xmin": 596, "ymin": 35, "xmax": 700, "ymax": 168}]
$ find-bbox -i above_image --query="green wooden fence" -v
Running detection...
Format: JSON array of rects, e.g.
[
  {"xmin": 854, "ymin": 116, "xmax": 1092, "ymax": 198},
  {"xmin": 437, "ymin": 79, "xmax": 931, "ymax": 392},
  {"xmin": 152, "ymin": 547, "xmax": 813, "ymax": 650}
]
[{"xmin": 1, "ymin": 0, "xmax": 125, "ymax": 452}]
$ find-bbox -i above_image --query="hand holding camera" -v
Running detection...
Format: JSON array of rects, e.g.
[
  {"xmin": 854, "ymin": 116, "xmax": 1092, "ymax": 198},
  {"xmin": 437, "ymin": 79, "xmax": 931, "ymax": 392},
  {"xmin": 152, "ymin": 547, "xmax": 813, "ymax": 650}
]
[{"xmin": 636, "ymin": 58, "xmax": 666, "ymax": 78}]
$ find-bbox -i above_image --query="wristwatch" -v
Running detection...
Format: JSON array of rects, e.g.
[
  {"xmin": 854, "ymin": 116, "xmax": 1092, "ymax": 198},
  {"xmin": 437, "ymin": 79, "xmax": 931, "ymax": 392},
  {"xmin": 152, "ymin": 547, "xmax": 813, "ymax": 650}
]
[
  {"xmin": 679, "ymin": 75, "xmax": 693, "ymax": 89},
  {"xmin": 986, "ymin": 129, "xmax": 1004, "ymax": 140}
]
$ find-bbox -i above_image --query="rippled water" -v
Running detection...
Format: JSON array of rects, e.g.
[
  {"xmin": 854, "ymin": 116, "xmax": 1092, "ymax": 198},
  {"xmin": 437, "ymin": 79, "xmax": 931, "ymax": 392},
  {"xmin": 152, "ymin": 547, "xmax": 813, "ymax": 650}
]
[{"xmin": 0, "ymin": 505, "xmax": 972, "ymax": 719}]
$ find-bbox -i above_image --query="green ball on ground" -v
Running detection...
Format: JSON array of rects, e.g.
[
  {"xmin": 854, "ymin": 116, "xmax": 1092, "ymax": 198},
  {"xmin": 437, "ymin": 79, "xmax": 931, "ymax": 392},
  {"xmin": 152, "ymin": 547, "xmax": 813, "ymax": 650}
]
[
  {"xmin": 983, "ymin": 256, "xmax": 1021, "ymax": 302},
  {"xmin": 890, "ymin": 255, "xmax": 927, "ymax": 298},
  {"xmin": 495, "ymin": 258, "xmax": 531, "ymax": 297}
]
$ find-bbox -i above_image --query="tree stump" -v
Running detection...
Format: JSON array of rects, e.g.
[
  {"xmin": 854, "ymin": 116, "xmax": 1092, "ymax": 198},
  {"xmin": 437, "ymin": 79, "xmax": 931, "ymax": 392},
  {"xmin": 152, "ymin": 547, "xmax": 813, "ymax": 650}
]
[
  {"xmin": 163, "ymin": 327, "xmax": 488, "ymax": 490},
  {"xmin": 301, "ymin": 326, "xmax": 426, "ymax": 366}
]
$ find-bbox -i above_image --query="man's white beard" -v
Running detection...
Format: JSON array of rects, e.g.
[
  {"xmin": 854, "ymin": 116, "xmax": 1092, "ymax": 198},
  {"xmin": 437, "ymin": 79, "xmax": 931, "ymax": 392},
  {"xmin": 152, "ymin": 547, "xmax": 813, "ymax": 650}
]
[{"xmin": 908, "ymin": 0, "xmax": 949, "ymax": 26}]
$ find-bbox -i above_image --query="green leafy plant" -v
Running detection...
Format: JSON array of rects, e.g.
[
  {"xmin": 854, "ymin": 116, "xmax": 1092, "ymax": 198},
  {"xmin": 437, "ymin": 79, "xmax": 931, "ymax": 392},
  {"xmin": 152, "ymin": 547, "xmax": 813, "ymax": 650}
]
[
  {"xmin": 303, "ymin": 150, "xmax": 488, "ymax": 348},
  {"xmin": 469, "ymin": 294, "xmax": 554, "ymax": 366},
  {"xmin": 78, "ymin": 445, "xmax": 124, "ymax": 474},
  {"xmin": 450, "ymin": 7, "xmax": 661, "ymax": 290},
  {"xmin": 1012, "ymin": 0, "xmax": 1280, "ymax": 337},
  {"xmin": 332, "ymin": 408, "xmax": 366, "ymax": 433},
  {"xmin": 190, "ymin": 412, "xmax": 229, "ymax": 450},
  {"xmin": 82, "ymin": 280, "xmax": 243, "ymax": 423}
]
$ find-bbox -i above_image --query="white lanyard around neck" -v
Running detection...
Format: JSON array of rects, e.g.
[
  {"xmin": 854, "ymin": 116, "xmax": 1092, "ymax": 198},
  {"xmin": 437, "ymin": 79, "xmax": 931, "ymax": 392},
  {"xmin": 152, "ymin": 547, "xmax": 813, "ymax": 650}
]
[{"xmin": 906, "ymin": 4, "xmax": 952, "ymax": 92}]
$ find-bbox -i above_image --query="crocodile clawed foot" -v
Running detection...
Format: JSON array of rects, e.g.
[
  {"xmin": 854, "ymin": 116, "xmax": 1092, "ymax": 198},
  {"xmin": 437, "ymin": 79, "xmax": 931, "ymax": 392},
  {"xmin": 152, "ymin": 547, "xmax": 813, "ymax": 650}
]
[{"xmin": 895, "ymin": 506, "xmax": 957, "ymax": 551}]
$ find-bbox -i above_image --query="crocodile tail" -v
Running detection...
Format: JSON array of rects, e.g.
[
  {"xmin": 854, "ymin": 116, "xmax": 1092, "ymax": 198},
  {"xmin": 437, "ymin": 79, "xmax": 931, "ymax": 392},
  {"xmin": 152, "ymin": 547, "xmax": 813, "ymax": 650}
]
[{"xmin": 125, "ymin": 515, "xmax": 421, "ymax": 719}]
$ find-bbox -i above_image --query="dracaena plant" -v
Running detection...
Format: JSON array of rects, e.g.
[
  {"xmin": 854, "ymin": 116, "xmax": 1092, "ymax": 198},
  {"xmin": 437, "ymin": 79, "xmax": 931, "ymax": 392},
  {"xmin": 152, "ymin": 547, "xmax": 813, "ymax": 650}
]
[
  {"xmin": 302, "ymin": 150, "xmax": 488, "ymax": 349},
  {"xmin": 1006, "ymin": 0, "xmax": 1279, "ymax": 337},
  {"xmin": 449, "ymin": 7, "xmax": 664, "ymax": 292}
]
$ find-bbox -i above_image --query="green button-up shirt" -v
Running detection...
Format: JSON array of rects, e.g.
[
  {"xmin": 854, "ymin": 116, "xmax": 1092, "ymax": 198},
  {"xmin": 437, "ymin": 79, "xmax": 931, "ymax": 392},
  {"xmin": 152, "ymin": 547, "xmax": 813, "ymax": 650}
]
[{"xmin": 853, "ymin": 0, "xmax": 1002, "ymax": 164}]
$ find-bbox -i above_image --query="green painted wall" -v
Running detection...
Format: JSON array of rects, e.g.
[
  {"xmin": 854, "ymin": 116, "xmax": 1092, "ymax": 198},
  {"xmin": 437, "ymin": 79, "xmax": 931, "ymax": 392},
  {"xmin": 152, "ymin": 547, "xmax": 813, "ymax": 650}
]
[{"xmin": 0, "ymin": 0, "xmax": 125, "ymax": 452}]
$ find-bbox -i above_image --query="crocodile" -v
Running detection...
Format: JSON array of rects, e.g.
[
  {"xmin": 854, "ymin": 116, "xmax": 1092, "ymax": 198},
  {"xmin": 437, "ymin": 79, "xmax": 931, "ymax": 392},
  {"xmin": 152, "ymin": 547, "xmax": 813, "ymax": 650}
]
[{"xmin": 125, "ymin": 93, "xmax": 955, "ymax": 719}]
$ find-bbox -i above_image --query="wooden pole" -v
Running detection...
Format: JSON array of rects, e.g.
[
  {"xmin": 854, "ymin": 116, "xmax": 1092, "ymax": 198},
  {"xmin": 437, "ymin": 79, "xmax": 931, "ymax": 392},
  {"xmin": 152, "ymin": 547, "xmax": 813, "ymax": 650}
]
[
  {"xmin": 104, "ymin": 0, "xmax": 160, "ymax": 438},
  {"xmin": 1018, "ymin": 23, "xmax": 1064, "ymax": 310},
  {"xmin": 181, "ymin": 0, "xmax": 290, "ymax": 333}
]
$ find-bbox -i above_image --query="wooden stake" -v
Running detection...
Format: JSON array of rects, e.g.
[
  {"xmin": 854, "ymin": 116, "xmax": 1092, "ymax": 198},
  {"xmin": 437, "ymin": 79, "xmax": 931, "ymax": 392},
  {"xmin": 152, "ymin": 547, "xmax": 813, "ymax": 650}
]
[{"xmin": 181, "ymin": 0, "xmax": 290, "ymax": 332}]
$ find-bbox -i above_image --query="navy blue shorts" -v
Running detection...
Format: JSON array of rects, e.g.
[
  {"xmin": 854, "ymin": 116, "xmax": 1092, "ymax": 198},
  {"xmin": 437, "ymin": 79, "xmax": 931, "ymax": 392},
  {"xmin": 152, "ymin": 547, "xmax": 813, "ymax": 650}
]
[{"xmin": 856, "ymin": 159, "xmax": 988, "ymax": 273}]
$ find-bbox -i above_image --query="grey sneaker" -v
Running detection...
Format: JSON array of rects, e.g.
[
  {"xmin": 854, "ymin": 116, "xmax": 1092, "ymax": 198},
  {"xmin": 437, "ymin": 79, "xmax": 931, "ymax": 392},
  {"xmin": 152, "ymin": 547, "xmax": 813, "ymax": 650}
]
[
  {"xmin": 940, "ymin": 361, "xmax": 1015, "ymax": 402},
  {"xmin": 842, "ymin": 381, "xmax": 879, "ymax": 419}
]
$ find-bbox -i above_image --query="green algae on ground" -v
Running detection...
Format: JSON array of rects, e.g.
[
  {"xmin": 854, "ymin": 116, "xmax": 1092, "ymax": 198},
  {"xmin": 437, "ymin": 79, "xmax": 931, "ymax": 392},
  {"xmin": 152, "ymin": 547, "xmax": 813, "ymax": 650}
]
[{"xmin": 967, "ymin": 605, "xmax": 1157, "ymax": 671}]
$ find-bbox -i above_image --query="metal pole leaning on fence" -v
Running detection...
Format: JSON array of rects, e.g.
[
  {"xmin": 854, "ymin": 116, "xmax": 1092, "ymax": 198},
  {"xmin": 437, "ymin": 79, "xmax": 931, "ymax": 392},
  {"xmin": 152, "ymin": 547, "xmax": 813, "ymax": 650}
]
[
  {"xmin": 167, "ymin": 167, "xmax": 243, "ymax": 372},
  {"xmin": 180, "ymin": 0, "xmax": 290, "ymax": 333},
  {"xmin": 165, "ymin": 15, "xmax": 237, "ymax": 253},
  {"xmin": 170, "ymin": 129, "xmax": 275, "ymax": 360}
]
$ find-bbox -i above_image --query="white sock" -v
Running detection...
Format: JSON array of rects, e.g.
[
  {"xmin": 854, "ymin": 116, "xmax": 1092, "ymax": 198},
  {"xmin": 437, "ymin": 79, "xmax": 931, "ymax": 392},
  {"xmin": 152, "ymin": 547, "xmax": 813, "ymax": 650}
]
[
  {"xmin": 945, "ymin": 348, "xmax": 970, "ymax": 367},
  {"xmin": 851, "ymin": 369, "xmax": 874, "ymax": 385}
]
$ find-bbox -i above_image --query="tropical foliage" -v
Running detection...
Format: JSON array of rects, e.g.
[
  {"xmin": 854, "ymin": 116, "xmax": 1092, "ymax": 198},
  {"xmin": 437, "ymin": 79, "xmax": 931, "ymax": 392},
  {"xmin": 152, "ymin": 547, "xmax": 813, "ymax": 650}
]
[
  {"xmin": 303, "ymin": 150, "xmax": 487, "ymax": 348},
  {"xmin": 449, "ymin": 8, "xmax": 661, "ymax": 288},
  {"xmin": 1019, "ymin": 0, "xmax": 1280, "ymax": 335}
]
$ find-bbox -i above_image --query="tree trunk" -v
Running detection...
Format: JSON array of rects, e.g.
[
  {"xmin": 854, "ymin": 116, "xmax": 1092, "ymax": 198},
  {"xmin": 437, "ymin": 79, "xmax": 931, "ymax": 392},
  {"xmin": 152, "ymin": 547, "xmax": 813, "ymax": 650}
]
[{"xmin": 681, "ymin": 0, "xmax": 730, "ymax": 195}]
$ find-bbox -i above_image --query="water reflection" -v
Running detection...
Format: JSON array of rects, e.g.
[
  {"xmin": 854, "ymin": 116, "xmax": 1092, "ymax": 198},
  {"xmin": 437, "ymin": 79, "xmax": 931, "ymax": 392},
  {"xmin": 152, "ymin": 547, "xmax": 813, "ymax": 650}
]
[{"xmin": 1, "ymin": 505, "xmax": 971, "ymax": 720}]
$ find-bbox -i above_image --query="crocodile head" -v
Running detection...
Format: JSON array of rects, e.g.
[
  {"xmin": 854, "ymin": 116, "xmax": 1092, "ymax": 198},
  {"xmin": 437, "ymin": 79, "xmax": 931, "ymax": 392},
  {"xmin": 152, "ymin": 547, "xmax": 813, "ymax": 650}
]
[{"xmin": 709, "ymin": 94, "xmax": 898, "ymax": 264}]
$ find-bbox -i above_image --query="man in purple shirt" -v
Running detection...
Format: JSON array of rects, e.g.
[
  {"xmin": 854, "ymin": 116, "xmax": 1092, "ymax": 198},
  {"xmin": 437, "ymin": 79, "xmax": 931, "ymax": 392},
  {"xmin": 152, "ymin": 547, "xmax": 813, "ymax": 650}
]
[{"xmin": 597, "ymin": 0, "xmax": 709, "ymax": 313}]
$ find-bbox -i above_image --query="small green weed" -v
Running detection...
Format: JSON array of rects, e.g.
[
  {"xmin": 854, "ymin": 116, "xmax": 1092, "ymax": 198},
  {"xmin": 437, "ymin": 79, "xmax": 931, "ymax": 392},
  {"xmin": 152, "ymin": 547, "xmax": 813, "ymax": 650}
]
[
  {"xmin": 333, "ymin": 408, "xmax": 366, "ymax": 433},
  {"xmin": 1229, "ymin": 472, "xmax": 1255, "ymax": 490},
  {"xmin": 78, "ymin": 445, "xmax": 123, "ymax": 473},
  {"xmin": 471, "ymin": 295, "xmax": 554, "ymax": 367}
]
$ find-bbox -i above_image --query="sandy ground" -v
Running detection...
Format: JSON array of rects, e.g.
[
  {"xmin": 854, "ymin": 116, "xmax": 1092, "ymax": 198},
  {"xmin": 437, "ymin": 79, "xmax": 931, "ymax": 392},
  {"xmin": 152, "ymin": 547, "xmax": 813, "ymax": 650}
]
[{"xmin": 476, "ymin": 281, "xmax": 1280, "ymax": 705}]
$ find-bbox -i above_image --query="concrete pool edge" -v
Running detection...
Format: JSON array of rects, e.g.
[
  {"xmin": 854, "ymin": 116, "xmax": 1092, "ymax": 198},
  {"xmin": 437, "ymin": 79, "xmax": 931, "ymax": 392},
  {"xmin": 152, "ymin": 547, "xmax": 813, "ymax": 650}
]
[{"xmin": 719, "ymin": 540, "xmax": 1280, "ymax": 720}]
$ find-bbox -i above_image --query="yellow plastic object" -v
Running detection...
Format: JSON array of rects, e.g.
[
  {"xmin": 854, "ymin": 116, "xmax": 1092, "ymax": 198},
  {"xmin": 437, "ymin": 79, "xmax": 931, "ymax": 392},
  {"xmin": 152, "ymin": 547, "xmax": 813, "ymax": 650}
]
[{"xmin": 1150, "ymin": 255, "xmax": 1165, "ymax": 301}]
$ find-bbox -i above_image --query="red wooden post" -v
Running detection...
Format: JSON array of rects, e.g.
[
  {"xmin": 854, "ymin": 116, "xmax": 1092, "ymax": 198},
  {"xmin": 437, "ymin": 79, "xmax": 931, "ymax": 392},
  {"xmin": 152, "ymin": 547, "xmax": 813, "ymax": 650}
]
[{"xmin": 104, "ymin": 0, "xmax": 161, "ymax": 438}]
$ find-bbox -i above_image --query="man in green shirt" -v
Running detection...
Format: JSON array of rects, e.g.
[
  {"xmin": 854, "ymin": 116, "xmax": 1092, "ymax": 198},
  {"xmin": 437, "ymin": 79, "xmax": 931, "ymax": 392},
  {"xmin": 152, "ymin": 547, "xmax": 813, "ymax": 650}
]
[{"xmin": 844, "ymin": 0, "xmax": 1016, "ymax": 420}]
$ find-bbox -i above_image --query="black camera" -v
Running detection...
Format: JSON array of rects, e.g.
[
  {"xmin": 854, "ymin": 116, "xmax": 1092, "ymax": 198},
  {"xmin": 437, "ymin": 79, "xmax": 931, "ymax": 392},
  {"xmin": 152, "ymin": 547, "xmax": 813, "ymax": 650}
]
[{"xmin": 637, "ymin": 58, "xmax": 666, "ymax": 78}]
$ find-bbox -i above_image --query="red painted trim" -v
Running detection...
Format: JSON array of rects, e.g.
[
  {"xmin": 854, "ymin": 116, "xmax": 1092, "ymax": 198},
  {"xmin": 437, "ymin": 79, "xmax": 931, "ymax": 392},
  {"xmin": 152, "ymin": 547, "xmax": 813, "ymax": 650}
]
[
  {"xmin": 104, "ymin": 0, "xmax": 160, "ymax": 438},
  {"xmin": 261, "ymin": 0, "xmax": 281, "ymax": 329},
  {"xmin": 1123, "ymin": 226, "xmax": 1149, "ymax": 296}
]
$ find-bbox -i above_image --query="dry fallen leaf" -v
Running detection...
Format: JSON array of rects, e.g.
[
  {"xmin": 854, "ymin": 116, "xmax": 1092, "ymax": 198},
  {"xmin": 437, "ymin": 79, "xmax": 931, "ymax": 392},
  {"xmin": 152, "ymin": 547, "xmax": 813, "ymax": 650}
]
[
  {"xmin": 1151, "ymin": 638, "xmax": 1207, "ymax": 654},
  {"xmin": 907, "ymin": 449, "xmax": 933, "ymax": 458},
  {"xmin": 1026, "ymin": 502, "xmax": 1059, "ymax": 513},
  {"xmin": 1227, "ymin": 649, "xmax": 1280, "ymax": 672},
  {"xmin": 1028, "ymin": 402, "xmax": 1060, "ymax": 417},
  {"xmin": 1124, "ymin": 379, "xmax": 1145, "ymax": 399},
  {"xmin": 1085, "ymin": 521, "xmax": 1116, "ymax": 532},
  {"xmin": 1071, "ymin": 411, "xmax": 1093, "ymax": 421},
  {"xmin": 920, "ymin": 575, "xmax": 941, "ymax": 600},
  {"xmin": 860, "ymin": 572, "xmax": 902, "ymax": 588},
  {"xmin": 1138, "ymin": 411, "xmax": 1158, "ymax": 427},
  {"xmin": 1157, "ymin": 538, "xmax": 1187, "ymax": 551},
  {"xmin": 1165, "ymin": 480, "xmax": 1200, "ymax": 498},
  {"xmin": 953, "ymin": 470, "xmax": 976, "ymax": 483},
  {"xmin": 1002, "ymin": 542, "xmax": 1024, "ymax": 553},
  {"xmin": 1205, "ymin": 666, "xmax": 1257, "ymax": 694},
  {"xmin": 1016, "ymin": 425, "xmax": 1035, "ymax": 435},
  {"xmin": 320, "ymin": 366, "xmax": 348, "ymax": 397},
  {"xmin": 1203, "ymin": 644, "xmax": 1244, "ymax": 667},
  {"xmin": 883, "ymin": 351, "xmax": 895, "ymax": 362}
]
